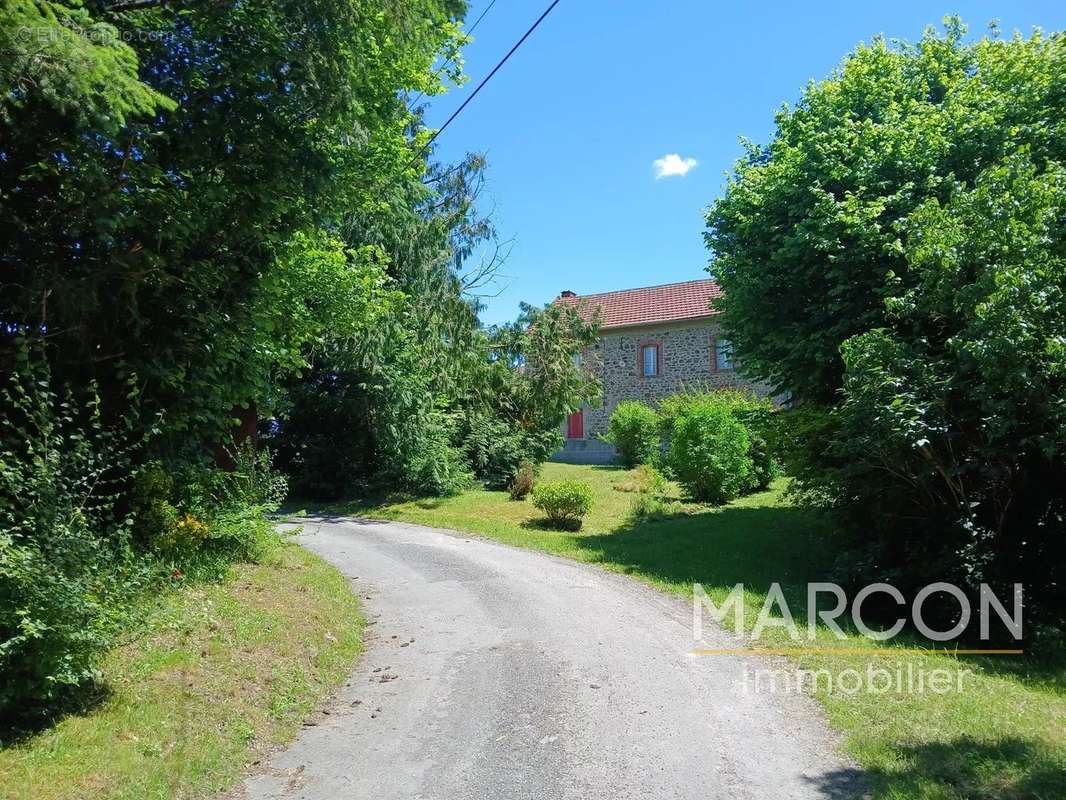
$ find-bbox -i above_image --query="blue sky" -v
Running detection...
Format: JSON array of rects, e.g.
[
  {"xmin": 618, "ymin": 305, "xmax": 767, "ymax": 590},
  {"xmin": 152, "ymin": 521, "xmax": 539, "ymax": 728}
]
[{"xmin": 422, "ymin": 1, "xmax": 1066, "ymax": 327}]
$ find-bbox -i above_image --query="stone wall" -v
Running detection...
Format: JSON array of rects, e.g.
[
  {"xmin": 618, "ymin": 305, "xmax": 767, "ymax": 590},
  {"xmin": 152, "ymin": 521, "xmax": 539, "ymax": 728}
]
[{"xmin": 567, "ymin": 318, "xmax": 774, "ymax": 440}]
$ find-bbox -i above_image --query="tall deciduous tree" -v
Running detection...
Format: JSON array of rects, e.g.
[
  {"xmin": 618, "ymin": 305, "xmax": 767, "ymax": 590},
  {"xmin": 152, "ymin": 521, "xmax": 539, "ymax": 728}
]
[
  {"xmin": 1, "ymin": 0, "xmax": 467, "ymax": 445},
  {"xmin": 705, "ymin": 20, "xmax": 1066, "ymax": 619},
  {"xmin": 707, "ymin": 19, "xmax": 1065, "ymax": 401}
]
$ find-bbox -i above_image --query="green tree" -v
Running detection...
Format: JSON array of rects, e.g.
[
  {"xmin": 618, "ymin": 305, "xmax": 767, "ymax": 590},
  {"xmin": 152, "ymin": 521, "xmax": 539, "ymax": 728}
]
[
  {"xmin": 1, "ymin": 0, "xmax": 468, "ymax": 445},
  {"xmin": 0, "ymin": 0, "xmax": 477, "ymax": 711},
  {"xmin": 273, "ymin": 151, "xmax": 509, "ymax": 499},
  {"xmin": 707, "ymin": 19, "xmax": 1065, "ymax": 401},
  {"xmin": 705, "ymin": 20, "xmax": 1066, "ymax": 618},
  {"xmin": 0, "ymin": 1, "xmax": 174, "ymax": 126}
]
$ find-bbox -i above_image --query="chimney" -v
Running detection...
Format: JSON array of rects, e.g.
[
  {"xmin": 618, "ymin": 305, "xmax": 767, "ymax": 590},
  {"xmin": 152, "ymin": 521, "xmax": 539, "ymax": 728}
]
[{"xmin": 560, "ymin": 290, "xmax": 576, "ymax": 298}]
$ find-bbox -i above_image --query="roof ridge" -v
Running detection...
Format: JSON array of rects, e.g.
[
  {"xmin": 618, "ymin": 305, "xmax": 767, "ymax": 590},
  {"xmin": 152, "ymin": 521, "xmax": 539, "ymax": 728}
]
[{"xmin": 560, "ymin": 277, "xmax": 716, "ymax": 301}]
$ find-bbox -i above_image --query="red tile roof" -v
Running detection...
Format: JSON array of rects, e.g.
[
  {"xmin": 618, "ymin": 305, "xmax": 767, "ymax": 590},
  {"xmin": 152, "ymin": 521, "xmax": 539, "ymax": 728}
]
[{"xmin": 554, "ymin": 278, "xmax": 722, "ymax": 330}]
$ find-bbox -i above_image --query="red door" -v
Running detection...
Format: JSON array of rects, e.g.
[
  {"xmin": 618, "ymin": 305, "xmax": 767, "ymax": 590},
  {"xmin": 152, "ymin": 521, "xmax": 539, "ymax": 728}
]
[{"xmin": 566, "ymin": 410, "xmax": 584, "ymax": 439}]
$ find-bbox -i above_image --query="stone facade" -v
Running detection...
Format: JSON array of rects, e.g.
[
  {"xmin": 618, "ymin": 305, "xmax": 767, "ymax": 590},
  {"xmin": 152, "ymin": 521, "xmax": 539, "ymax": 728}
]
[{"xmin": 565, "ymin": 318, "xmax": 773, "ymax": 441}]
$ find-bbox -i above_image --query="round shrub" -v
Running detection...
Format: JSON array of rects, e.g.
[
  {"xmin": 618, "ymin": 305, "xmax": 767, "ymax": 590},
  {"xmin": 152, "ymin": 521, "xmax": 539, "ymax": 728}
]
[
  {"xmin": 531, "ymin": 479, "xmax": 593, "ymax": 530},
  {"xmin": 604, "ymin": 400, "xmax": 661, "ymax": 467},
  {"xmin": 660, "ymin": 389, "xmax": 779, "ymax": 495},
  {"xmin": 666, "ymin": 401, "xmax": 751, "ymax": 504}
]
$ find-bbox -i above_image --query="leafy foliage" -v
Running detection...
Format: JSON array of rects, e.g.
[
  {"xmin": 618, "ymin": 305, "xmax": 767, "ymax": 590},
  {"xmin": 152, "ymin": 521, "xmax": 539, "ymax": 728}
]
[
  {"xmin": 0, "ymin": 1, "xmax": 175, "ymax": 127},
  {"xmin": 659, "ymin": 389, "xmax": 779, "ymax": 495},
  {"xmin": 604, "ymin": 401, "xmax": 660, "ymax": 467},
  {"xmin": 275, "ymin": 279, "xmax": 600, "ymax": 499},
  {"xmin": 531, "ymin": 480, "xmax": 594, "ymax": 530},
  {"xmin": 0, "ymin": 352, "xmax": 146, "ymax": 709},
  {"xmin": 707, "ymin": 20, "xmax": 1066, "ymax": 402},
  {"xmin": 486, "ymin": 302, "xmax": 602, "ymax": 435},
  {"xmin": 0, "ymin": 0, "xmax": 477, "ymax": 713},
  {"xmin": 0, "ymin": 346, "xmax": 297, "ymax": 716},
  {"xmin": 664, "ymin": 397, "xmax": 752, "ymax": 504},
  {"xmin": 404, "ymin": 412, "xmax": 476, "ymax": 498},
  {"xmin": 0, "ymin": 0, "xmax": 598, "ymax": 720},
  {"xmin": 705, "ymin": 20, "xmax": 1066, "ymax": 617},
  {"xmin": 133, "ymin": 444, "xmax": 288, "ymax": 573},
  {"xmin": 1, "ymin": 0, "xmax": 466, "ymax": 444},
  {"xmin": 458, "ymin": 411, "xmax": 556, "ymax": 490},
  {"xmin": 509, "ymin": 461, "xmax": 536, "ymax": 501}
]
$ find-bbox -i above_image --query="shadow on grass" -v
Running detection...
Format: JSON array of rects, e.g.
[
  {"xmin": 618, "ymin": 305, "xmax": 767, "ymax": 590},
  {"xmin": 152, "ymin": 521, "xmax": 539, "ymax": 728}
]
[
  {"xmin": 810, "ymin": 736, "xmax": 1066, "ymax": 800},
  {"xmin": 958, "ymin": 641, "xmax": 1066, "ymax": 695},
  {"xmin": 587, "ymin": 500, "xmax": 1066, "ymax": 698},
  {"xmin": 520, "ymin": 517, "xmax": 583, "ymax": 533},
  {"xmin": 1, "ymin": 681, "xmax": 112, "ymax": 750},
  {"xmin": 571, "ymin": 501, "xmax": 840, "ymax": 604},
  {"xmin": 282, "ymin": 489, "xmax": 419, "ymax": 518}
]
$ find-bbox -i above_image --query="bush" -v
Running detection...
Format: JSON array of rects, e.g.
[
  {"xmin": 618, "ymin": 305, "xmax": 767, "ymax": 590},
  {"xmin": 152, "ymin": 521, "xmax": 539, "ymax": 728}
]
[
  {"xmin": 406, "ymin": 413, "xmax": 474, "ymax": 497},
  {"xmin": 531, "ymin": 480, "xmax": 593, "ymax": 530},
  {"xmin": 219, "ymin": 441, "xmax": 289, "ymax": 511},
  {"xmin": 764, "ymin": 404, "xmax": 840, "ymax": 503},
  {"xmin": 273, "ymin": 355, "xmax": 476, "ymax": 500},
  {"xmin": 509, "ymin": 461, "xmax": 535, "ymax": 500},
  {"xmin": 604, "ymin": 401, "xmax": 660, "ymax": 467},
  {"xmin": 0, "ymin": 357, "xmax": 145, "ymax": 711},
  {"xmin": 0, "ymin": 346, "xmax": 298, "ymax": 715},
  {"xmin": 660, "ymin": 389, "xmax": 778, "ymax": 496},
  {"xmin": 133, "ymin": 443, "xmax": 287, "ymax": 573},
  {"xmin": 459, "ymin": 412, "xmax": 559, "ymax": 490},
  {"xmin": 746, "ymin": 434, "xmax": 779, "ymax": 492},
  {"xmin": 664, "ymin": 396, "xmax": 752, "ymax": 504}
]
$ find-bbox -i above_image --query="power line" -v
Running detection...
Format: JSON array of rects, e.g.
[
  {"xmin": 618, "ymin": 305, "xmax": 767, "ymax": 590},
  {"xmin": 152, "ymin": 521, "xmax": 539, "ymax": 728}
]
[
  {"xmin": 408, "ymin": 0, "xmax": 500, "ymax": 109},
  {"xmin": 410, "ymin": 0, "xmax": 562, "ymax": 166}
]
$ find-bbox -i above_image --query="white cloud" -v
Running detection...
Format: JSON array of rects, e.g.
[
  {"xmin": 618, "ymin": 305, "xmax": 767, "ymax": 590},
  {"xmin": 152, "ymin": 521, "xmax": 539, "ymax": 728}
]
[{"xmin": 653, "ymin": 153, "xmax": 698, "ymax": 179}]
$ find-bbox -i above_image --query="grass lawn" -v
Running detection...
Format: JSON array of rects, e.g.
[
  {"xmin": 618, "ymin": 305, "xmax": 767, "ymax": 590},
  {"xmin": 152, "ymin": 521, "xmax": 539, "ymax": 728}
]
[
  {"xmin": 343, "ymin": 462, "xmax": 1066, "ymax": 800},
  {"xmin": 0, "ymin": 538, "xmax": 363, "ymax": 800}
]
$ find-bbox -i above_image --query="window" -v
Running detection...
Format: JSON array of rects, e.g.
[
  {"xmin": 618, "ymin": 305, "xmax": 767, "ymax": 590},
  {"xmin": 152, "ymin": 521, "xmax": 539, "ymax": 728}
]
[
  {"xmin": 714, "ymin": 339, "xmax": 734, "ymax": 371},
  {"xmin": 641, "ymin": 344, "xmax": 659, "ymax": 377}
]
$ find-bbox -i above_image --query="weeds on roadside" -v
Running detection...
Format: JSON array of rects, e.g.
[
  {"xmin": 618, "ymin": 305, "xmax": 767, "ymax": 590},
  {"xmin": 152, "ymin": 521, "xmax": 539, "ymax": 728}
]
[{"xmin": 1, "ymin": 347, "xmax": 289, "ymax": 722}]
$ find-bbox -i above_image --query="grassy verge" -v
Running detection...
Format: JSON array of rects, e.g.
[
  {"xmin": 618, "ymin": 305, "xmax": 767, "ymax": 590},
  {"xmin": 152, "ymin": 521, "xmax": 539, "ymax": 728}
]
[
  {"xmin": 342, "ymin": 462, "xmax": 1066, "ymax": 800},
  {"xmin": 0, "ymin": 537, "xmax": 362, "ymax": 800}
]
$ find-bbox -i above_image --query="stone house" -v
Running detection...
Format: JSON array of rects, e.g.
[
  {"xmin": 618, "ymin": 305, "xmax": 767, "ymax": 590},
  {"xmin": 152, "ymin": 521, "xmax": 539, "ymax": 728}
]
[{"xmin": 551, "ymin": 278, "xmax": 774, "ymax": 463}]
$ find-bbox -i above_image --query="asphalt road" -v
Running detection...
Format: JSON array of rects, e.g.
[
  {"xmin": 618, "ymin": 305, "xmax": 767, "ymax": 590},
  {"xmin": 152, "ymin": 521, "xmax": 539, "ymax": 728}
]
[{"xmin": 235, "ymin": 516, "xmax": 865, "ymax": 800}]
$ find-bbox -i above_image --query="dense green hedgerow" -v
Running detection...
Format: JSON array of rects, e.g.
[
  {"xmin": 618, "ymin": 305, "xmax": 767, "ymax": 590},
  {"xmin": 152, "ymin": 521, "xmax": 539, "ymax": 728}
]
[{"xmin": 0, "ymin": 351, "xmax": 289, "ymax": 717}]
